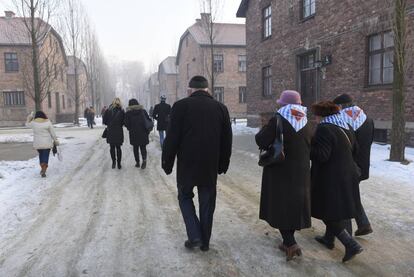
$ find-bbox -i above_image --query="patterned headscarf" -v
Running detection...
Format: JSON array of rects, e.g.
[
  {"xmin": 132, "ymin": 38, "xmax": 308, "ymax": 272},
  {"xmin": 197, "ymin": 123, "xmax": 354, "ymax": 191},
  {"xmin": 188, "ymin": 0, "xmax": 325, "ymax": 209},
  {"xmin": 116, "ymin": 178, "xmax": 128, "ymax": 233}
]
[
  {"xmin": 340, "ymin": 106, "xmax": 367, "ymax": 131},
  {"xmin": 321, "ymin": 113, "xmax": 349, "ymax": 130},
  {"xmin": 277, "ymin": 104, "xmax": 308, "ymax": 132}
]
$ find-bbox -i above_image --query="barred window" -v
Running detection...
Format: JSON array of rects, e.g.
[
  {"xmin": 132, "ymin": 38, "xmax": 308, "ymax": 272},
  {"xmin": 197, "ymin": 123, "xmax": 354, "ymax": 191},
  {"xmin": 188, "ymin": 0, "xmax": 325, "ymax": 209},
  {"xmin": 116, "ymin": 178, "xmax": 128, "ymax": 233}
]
[
  {"xmin": 239, "ymin": 87, "xmax": 247, "ymax": 103},
  {"xmin": 262, "ymin": 66, "xmax": 272, "ymax": 96},
  {"xmin": 4, "ymin": 53, "xmax": 19, "ymax": 72},
  {"xmin": 368, "ymin": 31, "xmax": 394, "ymax": 85},
  {"xmin": 238, "ymin": 55, "xmax": 247, "ymax": 72},
  {"xmin": 213, "ymin": 54, "xmax": 224, "ymax": 73},
  {"xmin": 263, "ymin": 5, "xmax": 272, "ymax": 39},
  {"xmin": 3, "ymin": 91, "xmax": 25, "ymax": 106},
  {"xmin": 214, "ymin": 87, "xmax": 224, "ymax": 103}
]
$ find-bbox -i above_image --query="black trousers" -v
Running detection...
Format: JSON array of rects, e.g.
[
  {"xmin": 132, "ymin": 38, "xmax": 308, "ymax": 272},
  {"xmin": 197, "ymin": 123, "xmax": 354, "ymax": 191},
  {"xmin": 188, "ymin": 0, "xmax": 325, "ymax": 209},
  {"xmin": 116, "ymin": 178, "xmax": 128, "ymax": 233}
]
[
  {"xmin": 178, "ymin": 184, "xmax": 217, "ymax": 246},
  {"xmin": 110, "ymin": 144, "xmax": 122, "ymax": 162},
  {"xmin": 323, "ymin": 220, "xmax": 346, "ymax": 236},
  {"xmin": 133, "ymin": 145, "xmax": 147, "ymax": 163},
  {"xmin": 279, "ymin": 230, "xmax": 297, "ymax": 247}
]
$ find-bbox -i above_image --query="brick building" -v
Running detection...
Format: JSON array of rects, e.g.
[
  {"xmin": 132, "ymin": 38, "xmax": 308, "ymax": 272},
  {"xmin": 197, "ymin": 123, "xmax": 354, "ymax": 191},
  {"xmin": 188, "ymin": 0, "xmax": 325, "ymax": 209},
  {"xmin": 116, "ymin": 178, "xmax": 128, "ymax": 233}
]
[
  {"xmin": 148, "ymin": 72, "xmax": 160, "ymax": 108},
  {"xmin": 237, "ymin": 0, "xmax": 414, "ymax": 144},
  {"xmin": 176, "ymin": 13, "xmax": 247, "ymax": 118},
  {"xmin": 0, "ymin": 11, "xmax": 73, "ymax": 126},
  {"xmin": 67, "ymin": 56, "xmax": 89, "ymax": 121},
  {"xmin": 158, "ymin": 56, "xmax": 178, "ymax": 104}
]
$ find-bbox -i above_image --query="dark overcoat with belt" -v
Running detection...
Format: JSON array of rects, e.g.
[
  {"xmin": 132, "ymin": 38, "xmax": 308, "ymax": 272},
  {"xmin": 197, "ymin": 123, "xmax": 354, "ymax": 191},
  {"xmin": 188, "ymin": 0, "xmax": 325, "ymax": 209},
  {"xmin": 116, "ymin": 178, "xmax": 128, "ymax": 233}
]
[
  {"xmin": 311, "ymin": 123, "xmax": 361, "ymax": 221},
  {"xmin": 103, "ymin": 106, "xmax": 125, "ymax": 145},
  {"xmin": 124, "ymin": 105, "xmax": 150, "ymax": 146},
  {"xmin": 153, "ymin": 102, "xmax": 171, "ymax": 131},
  {"xmin": 162, "ymin": 91, "xmax": 232, "ymax": 187},
  {"xmin": 255, "ymin": 116, "xmax": 313, "ymax": 230}
]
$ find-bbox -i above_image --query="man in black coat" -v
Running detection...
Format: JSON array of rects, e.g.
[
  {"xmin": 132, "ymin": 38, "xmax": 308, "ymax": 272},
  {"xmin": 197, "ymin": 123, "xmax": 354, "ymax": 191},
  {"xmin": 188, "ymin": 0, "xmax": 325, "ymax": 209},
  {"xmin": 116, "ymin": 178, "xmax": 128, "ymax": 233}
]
[
  {"xmin": 162, "ymin": 76, "xmax": 232, "ymax": 251},
  {"xmin": 334, "ymin": 94, "xmax": 375, "ymax": 236},
  {"xmin": 153, "ymin": 96, "xmax": 171, "ymax": 147}
]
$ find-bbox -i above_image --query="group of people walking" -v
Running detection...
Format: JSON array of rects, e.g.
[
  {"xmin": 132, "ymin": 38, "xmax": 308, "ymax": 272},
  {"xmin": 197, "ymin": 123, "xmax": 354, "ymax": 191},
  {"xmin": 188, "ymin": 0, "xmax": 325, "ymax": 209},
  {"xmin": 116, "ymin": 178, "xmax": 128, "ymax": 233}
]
[
  {"xmin": 24, "ymin": 74, "xmax": 374, "ymax": 264},
  {"xmin": 161, "ymin": 76, "xmax": 373, "ymax": 264}
]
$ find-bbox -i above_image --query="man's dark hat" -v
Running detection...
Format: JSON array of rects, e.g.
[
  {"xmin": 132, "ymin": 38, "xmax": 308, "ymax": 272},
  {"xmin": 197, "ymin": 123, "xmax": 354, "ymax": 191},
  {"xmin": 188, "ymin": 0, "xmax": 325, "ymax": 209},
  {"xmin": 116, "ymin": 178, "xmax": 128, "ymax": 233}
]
[
  {"xmin": 189, "ymin": 76, "xmax": 208, "ymax": 89},
  {"xmin": 312, "ymin": 101, "xmax": 341, "ymax": 117},
  {"xmin": 333, "ymin": 94, "xmax": 353, "ymax": 105}
]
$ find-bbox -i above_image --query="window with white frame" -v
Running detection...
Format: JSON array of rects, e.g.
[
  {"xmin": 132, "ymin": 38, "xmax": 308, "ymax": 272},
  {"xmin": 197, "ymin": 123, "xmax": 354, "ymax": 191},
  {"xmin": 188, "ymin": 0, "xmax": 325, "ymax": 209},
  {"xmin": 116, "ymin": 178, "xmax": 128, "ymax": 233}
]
[
  {"xmin": 3, "ymin": 91, "xmax": 25, "ymax": 106},
  {"xmin": 214, "ymin": 87, "xmax": 224, "ymax": 103},
  {"xmin": 213, "ymin": 54, "xmax": 224, "ymax": 73},
  {"xmin": 368, "ymin": 31, "xmax": 394, "ymax": 85},
  {"xmin": 238, "ymin": 55, "xmax": 247, "ymax": 72},
  {"xmin": 302, "ymin": 0, "xmax": 316, "ymax": 19},
  {"xmin": 263, "ymin": 5, "xmax": 272, "ymax": 39}
]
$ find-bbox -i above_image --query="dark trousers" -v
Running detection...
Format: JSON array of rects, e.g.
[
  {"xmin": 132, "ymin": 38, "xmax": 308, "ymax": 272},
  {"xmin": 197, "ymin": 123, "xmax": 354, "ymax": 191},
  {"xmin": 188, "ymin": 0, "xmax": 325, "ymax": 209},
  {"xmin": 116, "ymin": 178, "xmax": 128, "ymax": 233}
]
[
  {"xmin": 353, "ymin": 190, "xmax": 371, "ymax": 227},
  {"xmin": 323, "ymin": 220, "xmax": 352, "ymax": 242},
  {"xmin": 133, "ymin": 145, "xmax": 147, "ymax": 163},
  {"xmin": 279, "ymin": 230, "xmax": 297, "ymax": 247},
  {"xmin": 38, "ymin": 149, "xmax": 51, "ymax": 164},
  {"xmin": 323, "ymin": 220, "xmax": 346, "ymax": 236},
  {"xmin": 178, "ymin": 184, "xmax": 217, "ymax": 246},
  {"xmin": 110, "ymin": 144, "xmax": 122, "ymax": 162}
]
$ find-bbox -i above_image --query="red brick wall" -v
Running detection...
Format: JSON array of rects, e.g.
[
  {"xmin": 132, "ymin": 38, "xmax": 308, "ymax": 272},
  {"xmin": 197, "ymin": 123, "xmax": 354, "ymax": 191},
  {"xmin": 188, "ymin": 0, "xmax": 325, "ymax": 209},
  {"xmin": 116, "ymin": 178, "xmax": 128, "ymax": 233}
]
[{"xmin": 244, "ymin": 0, "xmax": 414, "ymax": 144}]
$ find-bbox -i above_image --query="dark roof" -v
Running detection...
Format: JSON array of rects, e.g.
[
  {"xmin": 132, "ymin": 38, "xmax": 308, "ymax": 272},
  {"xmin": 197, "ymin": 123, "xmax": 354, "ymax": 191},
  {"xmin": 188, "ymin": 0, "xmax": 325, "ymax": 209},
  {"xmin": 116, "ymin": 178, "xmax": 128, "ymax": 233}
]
[
  {"xmin": 159, "ymin": 56, "xmax": 178, "ymax": 75},
  {"xmin": 176, "ymin": 19, "xmax": 246, "ymax": 65},
  {"xmin": 236, "ymin": 0, "xmax": 249, "ymax": 18}
]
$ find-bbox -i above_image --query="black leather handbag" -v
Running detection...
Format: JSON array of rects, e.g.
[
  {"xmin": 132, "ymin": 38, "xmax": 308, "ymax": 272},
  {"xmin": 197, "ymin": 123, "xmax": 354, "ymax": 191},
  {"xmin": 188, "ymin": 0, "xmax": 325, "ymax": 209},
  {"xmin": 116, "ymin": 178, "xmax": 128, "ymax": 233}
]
[{"xmin": 258, "ymin": 114, "xmax": 285, "ymax": 167}]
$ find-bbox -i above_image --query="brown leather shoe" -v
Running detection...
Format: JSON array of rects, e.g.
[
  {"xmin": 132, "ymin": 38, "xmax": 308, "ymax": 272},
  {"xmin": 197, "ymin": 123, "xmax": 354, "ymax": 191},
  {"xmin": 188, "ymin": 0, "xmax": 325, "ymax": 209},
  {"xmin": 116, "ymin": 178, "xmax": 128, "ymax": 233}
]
[
  {"xmin": 286, "ymin": 244, "xmax": 302, "ymax": 261},
  {"xmin": 355, "ymin": 225, "xmax": 373, "ymax": 236}
]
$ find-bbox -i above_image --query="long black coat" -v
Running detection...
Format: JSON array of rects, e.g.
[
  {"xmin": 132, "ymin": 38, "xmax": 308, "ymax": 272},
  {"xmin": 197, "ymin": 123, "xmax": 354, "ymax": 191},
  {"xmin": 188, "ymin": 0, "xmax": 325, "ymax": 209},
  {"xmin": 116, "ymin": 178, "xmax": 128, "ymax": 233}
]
[
  {"xmin": 255, "ymin": 116, "xmax": 313, "ymax": 230},
  {"xmin": 153, "ymin": 102, "xmax": 171, "ymax": 131},
  {"xmin": 354, "ymin": 117, "xmax": 374, "ymax": 180},
  {"xmin": 124, "ymin": 105, "xmax": 150, "ymax": 146},
  {"xmin": 103, "ymin": 106, "xmax": 125, "ymax": 145},
  {"xmin": 162, "ymin": 91, "xmax": 232, "ymax": 187},
  {"xmin": 311, "ymin": 123, "xmax": 360, "ymax": 221}
]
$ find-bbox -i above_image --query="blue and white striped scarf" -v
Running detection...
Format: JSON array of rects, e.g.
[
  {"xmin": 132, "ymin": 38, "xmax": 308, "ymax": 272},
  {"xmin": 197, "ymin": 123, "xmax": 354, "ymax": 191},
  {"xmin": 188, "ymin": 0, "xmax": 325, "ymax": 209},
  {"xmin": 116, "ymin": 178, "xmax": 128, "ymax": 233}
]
[
  {"xmin": 321, "ymin": 113, "xmax": 349, "ymax": 130},
  {"xmin": 277, "ymin": 104, "xmax": 308, "ymax": 132},
  {"xmin": 340, "ymin": 106, "xmax": 367, "ymax": 131}
]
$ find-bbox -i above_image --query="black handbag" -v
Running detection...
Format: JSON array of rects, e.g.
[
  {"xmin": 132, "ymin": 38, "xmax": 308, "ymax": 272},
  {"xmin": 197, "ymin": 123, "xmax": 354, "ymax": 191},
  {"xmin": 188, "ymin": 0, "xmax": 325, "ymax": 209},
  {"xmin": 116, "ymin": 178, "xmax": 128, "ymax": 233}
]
[
  {"xmin": 102, "ymin": 128, "xmax": 108, "ymax": 138},
  {"xmin": 258, "ymin": 114, "xmax": 285, "ymax": 167},
  {"xmin": 144, "ymin": 114, "xmax": 154, "ymax": 132}
]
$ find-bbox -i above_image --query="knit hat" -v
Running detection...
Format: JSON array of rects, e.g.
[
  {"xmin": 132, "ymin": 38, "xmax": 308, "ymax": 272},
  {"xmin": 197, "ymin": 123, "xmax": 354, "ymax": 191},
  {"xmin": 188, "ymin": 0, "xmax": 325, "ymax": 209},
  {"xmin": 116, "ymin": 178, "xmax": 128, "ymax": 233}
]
[
  {"xmin": 128, "ymin": 98, "xmax": 139, "ymax": 106},
  {"xmin": 333, "ymin": 94, "xmax": 353, "ymax": 105},
  {"xmin": 312, "ymin": 101, "xmax": 341, "ymax": 117},
  {"xmin": 277, "ymin": 90, "xmax": 302, "ymax": 106},
  {"xmin": 189, "ymin": 76, "xmax": 209, "ymax": 89}
]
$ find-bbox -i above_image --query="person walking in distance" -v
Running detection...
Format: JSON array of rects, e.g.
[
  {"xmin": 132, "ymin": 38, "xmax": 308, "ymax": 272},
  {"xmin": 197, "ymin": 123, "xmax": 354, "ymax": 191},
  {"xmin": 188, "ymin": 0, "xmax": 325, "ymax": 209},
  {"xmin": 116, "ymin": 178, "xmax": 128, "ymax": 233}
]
[
  {"xmin": 162, "ymin": 76, "xmax": 232, "ymax": 251},
  {"xmin": 103, "ymin": 98, "xmax": 125, "ymax": 169},
  {"xmin": 153, "ymin": 95, "xmax": 171, "ymax": 147},
  {"xmin": 255, "ymin": 90, "xmax": 313, "ymax": 261},
  {"xmin": 26, "ymin": 111, "xmax": 59, "ymax": 178},
  {"xmin": 311, "ymin": 101, "xmax": 363, "ymax": 263},
  {"xmin": 125, "ymin": 99, "xmax": 151, "ymax": 169}
]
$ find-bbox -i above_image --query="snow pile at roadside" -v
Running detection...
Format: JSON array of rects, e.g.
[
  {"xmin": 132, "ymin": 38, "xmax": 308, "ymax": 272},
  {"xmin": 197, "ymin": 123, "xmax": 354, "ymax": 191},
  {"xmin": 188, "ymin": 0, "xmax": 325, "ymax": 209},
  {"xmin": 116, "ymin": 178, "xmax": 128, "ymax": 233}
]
[
  {"xmin": 54, "ymin": 117, "xmax": 103, "ymax": 128},
  {"xmin": 0, "ymin": 134, "xmax": 33, "ymax": 143},
  {"xmin": 370, "ymin": 144, "xmax": 414, "ymax": 186},
  {"xmin": 232, "ymin": 121, "xmax": 259, "ymax": 136}
]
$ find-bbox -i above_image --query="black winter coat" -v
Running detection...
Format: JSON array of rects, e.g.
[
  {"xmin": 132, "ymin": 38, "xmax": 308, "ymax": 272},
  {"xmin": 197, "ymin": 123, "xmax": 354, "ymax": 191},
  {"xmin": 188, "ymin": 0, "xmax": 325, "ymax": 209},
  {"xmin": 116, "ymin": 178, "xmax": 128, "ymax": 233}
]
[
  {"xmin": 125, "ymin": 105, "xmax": 150, "ymax": 146},
  {"xmin": 162, "ymin": 91, "xmax": 232, "ymax": 187},
  {"xmin": 311, "ymin": 123, "xmax": 361, "ymax": 221},
  {"xmin": 255, "ymin": 116, "xmax": 313, "ymax": 230},
  {"xmin": 354, "ymin": 118, "xmax": 374, "ymax": 181},
  {"xmin": 153, "ymin": 102, "xmax": 171, "ymax": 131},
  {"xmin": 103, "ymin": 106, "xmax": 125, "ymax": 145}
]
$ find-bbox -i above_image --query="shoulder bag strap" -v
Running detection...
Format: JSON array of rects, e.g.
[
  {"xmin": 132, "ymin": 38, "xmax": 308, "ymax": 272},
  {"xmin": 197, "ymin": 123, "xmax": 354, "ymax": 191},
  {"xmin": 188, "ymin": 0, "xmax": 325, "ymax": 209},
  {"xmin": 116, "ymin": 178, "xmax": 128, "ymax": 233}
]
[{"xmin": 338, "ymin": 127, "xmax": 352, "ymax": 149}]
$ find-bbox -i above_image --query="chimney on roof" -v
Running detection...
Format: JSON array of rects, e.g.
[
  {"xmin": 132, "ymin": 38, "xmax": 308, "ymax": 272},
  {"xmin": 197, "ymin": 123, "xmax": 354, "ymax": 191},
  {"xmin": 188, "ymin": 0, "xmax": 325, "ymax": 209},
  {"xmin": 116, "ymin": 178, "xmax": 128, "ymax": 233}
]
[
  {"xmin": 5, "ymin": 11, "xmax": 15, "ymax": 18},
  {"xmin": 200, "ymin": 13, "xmax": 211, "ymax": 24}
]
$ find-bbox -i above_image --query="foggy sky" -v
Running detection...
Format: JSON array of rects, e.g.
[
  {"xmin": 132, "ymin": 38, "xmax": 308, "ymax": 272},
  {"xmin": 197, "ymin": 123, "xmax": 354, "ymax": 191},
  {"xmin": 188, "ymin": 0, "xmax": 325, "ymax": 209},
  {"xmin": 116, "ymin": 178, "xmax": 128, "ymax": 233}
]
[{"xmin": 0, "ymin": 0, "xmax": 245, "ymax": 72}]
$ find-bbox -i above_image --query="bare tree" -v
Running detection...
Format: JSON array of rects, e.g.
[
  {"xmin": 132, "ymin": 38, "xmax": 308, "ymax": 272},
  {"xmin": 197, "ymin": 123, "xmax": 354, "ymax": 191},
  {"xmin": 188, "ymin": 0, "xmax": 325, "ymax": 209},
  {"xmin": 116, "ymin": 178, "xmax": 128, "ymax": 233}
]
[
  {"xmin": 11, "ymin": 0, "xmax": 62, "ymax": 111},
  {"xmin": 59, "ymin": 0, "xmax": 85, "ymax": 125},
  {"xmin": 390, "ymin": 0, "xmax": 411, "ymax": 162},
  {"xmin": 199, "ymin": 0, "xmax": 224, "ymax": 95}
]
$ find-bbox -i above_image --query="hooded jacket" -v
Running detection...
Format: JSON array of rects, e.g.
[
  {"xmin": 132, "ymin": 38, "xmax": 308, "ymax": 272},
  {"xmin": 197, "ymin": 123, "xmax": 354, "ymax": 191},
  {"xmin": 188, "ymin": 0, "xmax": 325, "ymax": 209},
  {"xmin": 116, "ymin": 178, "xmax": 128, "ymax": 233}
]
[{"xmin": 125, "ymin": 105, "xmax": 151, "ymax": 146}]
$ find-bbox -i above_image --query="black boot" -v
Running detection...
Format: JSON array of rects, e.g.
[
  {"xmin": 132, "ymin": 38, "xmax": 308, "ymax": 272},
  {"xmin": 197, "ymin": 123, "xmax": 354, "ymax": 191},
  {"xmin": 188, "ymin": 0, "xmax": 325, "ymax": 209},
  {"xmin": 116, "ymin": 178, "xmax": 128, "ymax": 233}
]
[
  {"xmin": 135, "ymin": 161, "xmax": 140, "ymax": 168},
  {"xmin": 117, "ymin": 160, "xmax": 122, "ymax": 170},
  {"xmin": 112, "ymin": 160, "xmax": 116, "ymax": 169},
  {"xmin": 336, "ymin": 230, "xmax": 363, "ymax": 262},
  {"xmin": 141, "ymin": 160, "xmax": 147, "ymax": 169},
  {"xmin": 315, "ymin": 230, "xmax": 335, "ymax": 250}
]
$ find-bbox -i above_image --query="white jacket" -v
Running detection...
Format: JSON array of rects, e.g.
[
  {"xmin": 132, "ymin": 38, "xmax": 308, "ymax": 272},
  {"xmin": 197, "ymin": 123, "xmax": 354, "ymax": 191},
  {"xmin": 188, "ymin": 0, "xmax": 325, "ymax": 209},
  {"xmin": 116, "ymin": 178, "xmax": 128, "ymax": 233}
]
[{"xmin": 26, "ymin": 118, "xmax": 59, "ymax": 150}]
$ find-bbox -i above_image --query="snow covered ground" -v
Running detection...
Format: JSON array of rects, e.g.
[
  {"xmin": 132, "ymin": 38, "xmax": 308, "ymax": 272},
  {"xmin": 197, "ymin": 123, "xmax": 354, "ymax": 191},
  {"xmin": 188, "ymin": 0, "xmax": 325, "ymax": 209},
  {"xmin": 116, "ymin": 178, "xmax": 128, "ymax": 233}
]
[{"xmin": 0, "ymin": 124, "xmax": 413, "ymax": 276}]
